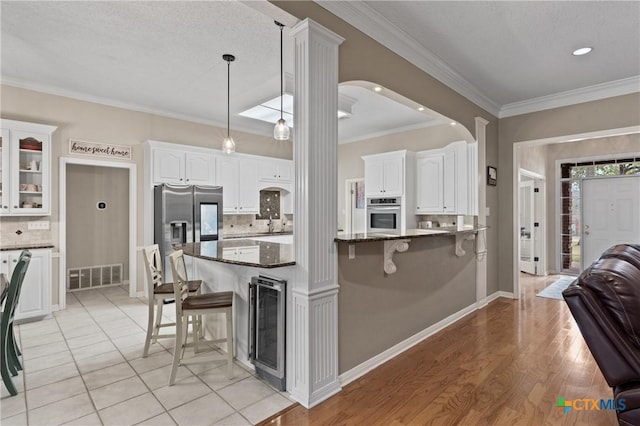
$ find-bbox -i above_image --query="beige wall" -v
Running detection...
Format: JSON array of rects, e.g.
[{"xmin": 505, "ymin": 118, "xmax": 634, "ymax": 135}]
[
  {"xmin": 543, "ymin": 134, "xmax": 640, "ymax": 273},
  {"xmin": 500, "ymin": 93, "xmax": 640, "ymax": 291},
  {"xmin": 519, "ymin": 144, "xmax": 547, "ymax": 176},
  {"xmin": 1, "ymin": 84, "xmax": 293, "ymax": 302},
  {"xmin": 66, "ymin": 164, "xmax": 129, "ymax": 278},
  {"xmin": 337, "ymin": 236, "xmax": 476, "ymax": 373},
  {"xmin": 275, "ymin": 0, "xmax": 500, "ymax": 296},
  {"xmin": 337, "ymin": 124, "xmax": 464, "ymax": 229}
]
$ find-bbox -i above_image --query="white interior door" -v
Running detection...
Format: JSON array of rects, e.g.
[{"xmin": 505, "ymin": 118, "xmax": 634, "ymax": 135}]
[
  {"xmin": 344, "ymin": 179, "xmax": 365, "ymax": 234},
  {"xmin": 582, "ymin": 175, "xmax": 640, "ymax": 269},
  {"xmin": 519, "ymin": 180, "xmax": 536, "ymax": 274}
]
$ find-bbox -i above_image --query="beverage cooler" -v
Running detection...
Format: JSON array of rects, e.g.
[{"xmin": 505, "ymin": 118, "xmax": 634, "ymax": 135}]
[{"xmin": 249, "ymin": 275, "xmax": 286, "ymax": 391}]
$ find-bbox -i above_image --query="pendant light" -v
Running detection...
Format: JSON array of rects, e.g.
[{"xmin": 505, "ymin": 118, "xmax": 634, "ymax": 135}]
[
  {"xmin": 222, "ymin": 54, "xmax": 236, "ymax": 154},
  {"xmin": 273, "ymin": 21, "xmax": 290, "ymax": 141}
]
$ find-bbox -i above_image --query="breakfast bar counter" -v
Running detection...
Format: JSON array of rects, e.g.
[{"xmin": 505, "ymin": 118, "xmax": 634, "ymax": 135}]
[{"xmin": 175, "ymin": 239, "xmax": 295, "ymax": 268}]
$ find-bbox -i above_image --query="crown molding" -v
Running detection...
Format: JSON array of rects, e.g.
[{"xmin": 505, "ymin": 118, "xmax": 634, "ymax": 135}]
[
  {"xmin": 316, "ymin": 1, "xmax": 501, "ymax": 117},
  {"xmin": 499, "ymin": 76, "xmax": 640, "ymax": 118},
  {"xmin": 0, "ymin": 78, "xmax": 272, "ymax": 138}
]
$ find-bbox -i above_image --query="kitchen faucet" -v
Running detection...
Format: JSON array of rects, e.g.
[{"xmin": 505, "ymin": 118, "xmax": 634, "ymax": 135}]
[{"xmin": 268, "ymin": 216, "xmax": 274, "ymax": 234}]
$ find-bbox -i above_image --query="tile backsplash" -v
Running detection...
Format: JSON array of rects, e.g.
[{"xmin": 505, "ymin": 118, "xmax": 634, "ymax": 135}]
[
  {"xmin": 224, "ymin": 214, "xmax": 293, "ymax": 236},
  {"xmin": 0, "ymin": 217, "xmax": 53, "ymax": 247}
]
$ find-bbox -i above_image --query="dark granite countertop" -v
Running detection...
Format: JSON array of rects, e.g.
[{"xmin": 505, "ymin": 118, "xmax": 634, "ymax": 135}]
[
  {"xmin": 175, "ymin": 239, "xmax": 295, "ymax": 268},
  {"xmin": 1, "ymin": 243, "xmax": 55, "ymax": 251},
  {"xmin": 224, "ymin": 231, "xmax": 293, "ymax": 239},
  {"xmin": 334, "ymin": 226, "xmax": 488, "ymax": 243}
]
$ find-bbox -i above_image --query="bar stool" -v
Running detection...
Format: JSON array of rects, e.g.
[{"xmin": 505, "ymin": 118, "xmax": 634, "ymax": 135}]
[
  {"xmin": 142, "ymin": 245, "xmax": 202, "ymax": 357},
  {"xmin": 168, "ymin": 250, "xmax": 234, "ymax": 385}
]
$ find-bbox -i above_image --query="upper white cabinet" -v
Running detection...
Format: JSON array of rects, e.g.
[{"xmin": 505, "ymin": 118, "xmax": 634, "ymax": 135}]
[
  {"xmin": 147, "ymin": 140, "xmax": 291, "ymax": 216},
  {"xmin": 415, "ymin": 152, "xmax": 444, "ymax": 213},
  {"xmin": 362, "ymin": 151, "xmax": 409, "ymax": 197},
  {"xmin": 216, "ymin": 156, "xmax": 259, "ymax": 214},
  {"xmin": 1, "ymin": 249, "xmax": 52, "ymax": 321},
  {"xmin": 415, "ymin": 141, "xmax": 469, "ymax": 215},
  {"xmin": 0, "ymin": 119, "xmax": 56, "ymax": 216},
  {"xmin": 153, "ymin": 148, "xmax": 216, "ymax": 185},
  {"xmin": 258, "ymin": 159, "xmax": 292, "ymax": 184}
]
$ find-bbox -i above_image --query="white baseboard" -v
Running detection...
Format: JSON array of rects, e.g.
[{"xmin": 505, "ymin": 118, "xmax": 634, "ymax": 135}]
[
  {"xmin": 482, "ymin": 290, "xmax": 515, "ymax": 305},
  {"xmin": 339, "ymin": 301, "xmax": 478, "ymax": 387},
  {"xmin": 51, "ymin": 304, "xmax": 60, "ymax": 312}
]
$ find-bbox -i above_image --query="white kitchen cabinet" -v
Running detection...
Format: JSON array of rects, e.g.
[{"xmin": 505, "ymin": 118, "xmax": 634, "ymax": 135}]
[
  {"xmin": 415, "ymin": 141, "xmax": 469, "ymax": 215},
  {"xmin": 0, "ymin": 249, "xmax": 52, "ymax": 321},
  {"xmin": 258, "ymin": 159, "xmax": 292, "ymax": 184},
  {"xmin": 222, "ymin": 246, "xmax": 259, "ymax": 263},
  {"xmin": 415, "ymin": 152, "xmax": 444, "ymax": 213},
  {"xmin": 216, "ymin": 157, "xmax": 259, "ymax": 214},
  {"xmin": 0, "ymin": 119, "xmax": 56, "ymax": 216},
  {"xmin": 0, "ymin": 129, "xmax": 9, "ymax": 214},
  {"xmin": 362, "ymin": 151, "xmax": 407, "ymax": 197},
  {"xmin": 153, "ymin": 148, "xmax": 216, "ymax": 185}
]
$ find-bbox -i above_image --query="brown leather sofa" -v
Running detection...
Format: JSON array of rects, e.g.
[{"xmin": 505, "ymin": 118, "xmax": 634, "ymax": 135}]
[{"xmin": 563, "ymin": 244, "xmax": 640, "ymax": 426}]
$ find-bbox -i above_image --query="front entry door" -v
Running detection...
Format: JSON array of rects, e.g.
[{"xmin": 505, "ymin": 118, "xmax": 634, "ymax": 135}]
[{"xmin": 582, "ymin": 175, "xmax": 640, "ymax": 269}]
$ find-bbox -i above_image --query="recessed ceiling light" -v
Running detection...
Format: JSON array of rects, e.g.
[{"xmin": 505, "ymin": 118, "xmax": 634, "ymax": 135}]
[
  {"xmin": 572, "ymin": 47, "xmax": 593, "ymax": 56},
  {"xmin": 373, "ymin": 86, "xmax": 382, "ymax": 92},
  {"xmin": 450, "ymin": 121, "xmax": 457, "ymax": 126},
  {"xmin": 418, "ymin": 107, "xmax": 425, "ymax": 112}
]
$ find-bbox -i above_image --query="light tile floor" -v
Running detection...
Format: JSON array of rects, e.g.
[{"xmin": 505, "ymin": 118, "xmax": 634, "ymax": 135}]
[{"xmin": 1, "ymin": 285, "xmax": 293, "ymax": 425}]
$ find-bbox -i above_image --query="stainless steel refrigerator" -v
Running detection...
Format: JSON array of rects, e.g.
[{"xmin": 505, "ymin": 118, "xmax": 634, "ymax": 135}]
[{"xmin": 154, "ymin": 184, "xmax": 223, "ymax": 278}]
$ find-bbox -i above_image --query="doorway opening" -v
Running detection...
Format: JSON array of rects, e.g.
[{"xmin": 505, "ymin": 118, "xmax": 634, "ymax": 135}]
[
  {"xmin": 518, "ymin": 169, "xmax": 545, "ymax": 276},
  {"xmin": 344, "ymin": 178, "xmax": 365, "ymax": 234},
  {"xmin": 512, "ymin": 126, "xmax": 640, "ymax": 298},
  {"xmin": 59, "ymin": 157, "xmax": 137, "ymax": 310}
]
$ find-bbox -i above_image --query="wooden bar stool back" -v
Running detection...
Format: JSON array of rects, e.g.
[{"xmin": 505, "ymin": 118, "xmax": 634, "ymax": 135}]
[
  {"xmin": 168, "ymin": 250, "xmax": 234, "ymax": 385},
  {"xmin": 142, "ymin": 244, "xmax": 201, "ymax": 357},
  {"xmin": 1, "ymin": 250, "xmax": 31, "ymax": 396}
]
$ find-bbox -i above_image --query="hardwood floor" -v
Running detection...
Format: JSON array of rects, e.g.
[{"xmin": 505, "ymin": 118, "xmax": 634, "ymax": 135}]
[{"xmin": 261, "ymin": 274, "xmax": 617, "ymax": 425}]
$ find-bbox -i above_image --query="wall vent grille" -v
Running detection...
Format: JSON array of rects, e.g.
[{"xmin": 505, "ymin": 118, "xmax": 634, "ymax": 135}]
[{"xmin": 67, "ymin": 263, "xmax": 123, "ymax": 291}]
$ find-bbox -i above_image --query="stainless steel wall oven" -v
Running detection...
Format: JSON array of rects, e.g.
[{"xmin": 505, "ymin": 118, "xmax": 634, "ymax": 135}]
[
  {"xmin": 367, "ymin": 197, "xmax": 401, "ymax": 233},
  {"xmin": 249, "ymin": 275, "xmax": 286, "ymax": 390}
]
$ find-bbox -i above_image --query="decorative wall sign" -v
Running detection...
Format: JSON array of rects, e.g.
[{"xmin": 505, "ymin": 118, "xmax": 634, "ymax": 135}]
[
  {"xmin": 69, "ymin": 139, "xmax": 132, "ymax": 160},
  {"xmin": 487, "ymin": 166, "xmax": 497, "ymax": 186}
]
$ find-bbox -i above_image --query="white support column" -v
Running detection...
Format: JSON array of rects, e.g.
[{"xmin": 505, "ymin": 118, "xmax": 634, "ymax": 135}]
[
  {"xmin": 289, "ymin": 19, "xmax": 344, "ymax": 408},
  {"xmin": 475, "ymin": 117, "xmax": 489, "ymax": 306}
]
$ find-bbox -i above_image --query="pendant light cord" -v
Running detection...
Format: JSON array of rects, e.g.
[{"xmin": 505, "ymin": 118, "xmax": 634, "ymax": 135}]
[
  {"xmin": 280, "ymin": 23, "xmax": 284, "ymax": 120},
  {"xmin": 227, "ymin": 58, "xmax": 230, "ymax": 138}
]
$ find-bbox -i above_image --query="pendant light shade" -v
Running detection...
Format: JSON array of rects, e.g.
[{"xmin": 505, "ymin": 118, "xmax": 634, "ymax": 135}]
[
  {"xmin": 273, "ymin": 21, "xmax": 290, "ymax": 141},
  {"xmin": 222, "ymin": 54, "xmax": 236, "ymax": 154}
]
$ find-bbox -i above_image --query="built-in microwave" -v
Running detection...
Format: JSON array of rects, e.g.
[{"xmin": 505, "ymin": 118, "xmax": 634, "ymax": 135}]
[{"xmin": 367, "ymin": 197, "xmax": 401, "ymax": 233}]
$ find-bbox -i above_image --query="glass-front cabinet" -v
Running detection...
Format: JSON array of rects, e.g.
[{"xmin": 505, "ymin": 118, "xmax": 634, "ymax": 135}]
[{"xmin": 0, "ymin": 119, "xmax": 56, "ymax": 216}]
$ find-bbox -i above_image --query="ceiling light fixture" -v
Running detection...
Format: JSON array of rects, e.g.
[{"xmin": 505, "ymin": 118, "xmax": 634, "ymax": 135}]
[
  {"xmin": 273, "ymin": 21, "xmax": 290, "ymax": 141},
  {"xmin": 222, "ymin": 54, "xmax": 236, "ymax": 154},
  {"xmin": 373, "ymin": 86, "xmax": 382, "ymax": 92},
  {"xmin": 418, "ymin": 107, "xmax": 425, "ymax": 112},
  {"xmin": 450, "ymin": 121, "xmax": 457, "ymax": 126},
  {"xmin": 572, "ymin": 47, "xmax": 593, "ymax": 56}
]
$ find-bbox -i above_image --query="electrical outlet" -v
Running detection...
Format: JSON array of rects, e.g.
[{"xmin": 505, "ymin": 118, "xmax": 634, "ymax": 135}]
[{"xmin": 28, "ymin": 220, "xmax": 49, "ymax": 230}]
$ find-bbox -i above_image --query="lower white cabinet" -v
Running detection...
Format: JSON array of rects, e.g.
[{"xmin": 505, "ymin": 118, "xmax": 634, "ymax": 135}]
[
  {"xmin": 1, "ymin": 248, "xmax": 51, "ymax": 321},
  {"xmin": 222, "ymin": 246, "xmax": 259, "ymax": 263}
]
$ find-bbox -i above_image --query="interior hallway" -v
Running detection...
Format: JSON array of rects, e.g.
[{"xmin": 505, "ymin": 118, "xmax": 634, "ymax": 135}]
[{"xmin": 262, "ymin": 274, "xmax": 615, "ymax": 425}]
